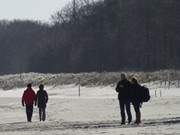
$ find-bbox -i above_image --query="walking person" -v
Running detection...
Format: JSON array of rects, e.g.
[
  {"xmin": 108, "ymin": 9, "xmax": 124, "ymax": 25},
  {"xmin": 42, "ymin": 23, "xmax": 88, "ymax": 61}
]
[
  {"xmin": 35, "ymin": 84, "xmax": 48, "ymax": 121},
  {"xmin": 116, "ymin": 73, "xmax": 132, "ymax": 125},
  {"xmin": 130, "ymin": 78, "xmax": 142, "ymax": 124},
  {"xmin": 22, "ymin": 83, "xmax": 36, "ymax": 122}
]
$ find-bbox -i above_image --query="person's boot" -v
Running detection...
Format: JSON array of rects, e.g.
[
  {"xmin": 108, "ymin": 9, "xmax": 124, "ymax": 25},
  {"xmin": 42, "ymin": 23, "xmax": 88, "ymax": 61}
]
[
  {"xmin": 121, "ymin": 115, "xmax": 125, "ymax": 125},
  {"xmin": 128, "ymin": 120, "xmax": 132, "ymax": 124},
  {"xmin": 128, "ymin": 116, "xmax": 132, "ymax": 124},
  {"xmin": 134, "ymin": 120, "xmax": 141, "ymax": 124},
  {"xmin": 135, "ymin": 112, "xmax": 141, "ymax": 124}
]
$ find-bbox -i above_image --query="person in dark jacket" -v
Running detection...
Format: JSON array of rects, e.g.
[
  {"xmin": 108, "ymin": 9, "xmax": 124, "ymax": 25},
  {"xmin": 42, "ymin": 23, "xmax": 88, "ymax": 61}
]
[
  {"xmin": 131, "ymin": 78, "xmax": 142, "ymax": 124},
  {"xmin": 116, "ymin": 73, "xmax": 132, "ymax": 124},
  {"xmin": 22, "ymin": 83, "xmax": 36, "ymax": 122},
  {"xmin": 35, "ymin": 84, "xmax": 48, "ymax": 121}
]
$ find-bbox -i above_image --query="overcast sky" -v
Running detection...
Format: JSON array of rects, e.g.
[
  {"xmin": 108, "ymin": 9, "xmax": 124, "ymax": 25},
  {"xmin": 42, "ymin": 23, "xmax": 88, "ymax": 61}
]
[{"xmin": 0, "ymin": 0, "xmax": 71, "ymax": 22}]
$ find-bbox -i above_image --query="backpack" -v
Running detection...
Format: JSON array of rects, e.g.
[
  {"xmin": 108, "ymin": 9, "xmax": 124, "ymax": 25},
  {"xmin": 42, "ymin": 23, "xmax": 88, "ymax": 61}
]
[{"xmin": 139, "ymin": 86, "xmax": 150, "ymax": 102}]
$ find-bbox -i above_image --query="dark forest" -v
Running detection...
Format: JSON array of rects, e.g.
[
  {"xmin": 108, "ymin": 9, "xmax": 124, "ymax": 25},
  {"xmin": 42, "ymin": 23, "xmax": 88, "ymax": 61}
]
[{"xmin": 0, "ymin": 0, "xmax": 179, "ymax": 74}]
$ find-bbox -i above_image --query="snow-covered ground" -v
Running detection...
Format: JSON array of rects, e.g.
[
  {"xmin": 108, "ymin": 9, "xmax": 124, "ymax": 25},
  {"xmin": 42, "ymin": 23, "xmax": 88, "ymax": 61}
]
[{"xmin": 0, "ymin": 84, "xmax": 180, "ymax": 134}]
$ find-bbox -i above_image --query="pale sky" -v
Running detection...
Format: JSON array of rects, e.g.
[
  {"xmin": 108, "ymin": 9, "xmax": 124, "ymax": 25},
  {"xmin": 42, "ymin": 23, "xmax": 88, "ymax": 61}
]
[{"xmin": 0, "ymin": 0, "xmax": 71, "ymax": 22}]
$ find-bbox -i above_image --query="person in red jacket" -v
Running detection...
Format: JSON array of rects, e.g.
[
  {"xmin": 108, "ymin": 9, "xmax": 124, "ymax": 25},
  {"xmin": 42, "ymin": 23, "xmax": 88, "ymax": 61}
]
[{"xmin": 22, "ymin": 83, "xmax": 36, "ymax": 122}]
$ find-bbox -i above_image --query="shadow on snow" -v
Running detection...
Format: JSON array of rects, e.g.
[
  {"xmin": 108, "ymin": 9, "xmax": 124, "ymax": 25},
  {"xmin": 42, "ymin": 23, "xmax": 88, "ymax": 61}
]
[{"xmin": 1, "ymin": 117, "xmax": 180, "ymax": 132}]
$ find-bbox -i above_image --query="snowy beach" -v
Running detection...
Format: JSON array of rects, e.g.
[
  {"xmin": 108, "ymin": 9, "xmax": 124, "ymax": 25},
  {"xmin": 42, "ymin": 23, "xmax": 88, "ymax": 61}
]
[{"xmin": 0, "ymin": 84, "xmax": 180, "ymax": 134}]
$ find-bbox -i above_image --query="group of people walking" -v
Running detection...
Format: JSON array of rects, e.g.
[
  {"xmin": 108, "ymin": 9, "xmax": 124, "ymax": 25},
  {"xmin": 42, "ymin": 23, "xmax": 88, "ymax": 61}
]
[
  {"xmin": 116, "ymin": 73, "xmax": 143, "ymax": 125},
  {"xmin": 21, "ymin": 73, "xmax": 148, "ymax": 124},
  {"xmin": 22, "ymin": 83, "xmax": 48, "ymax": 122}
]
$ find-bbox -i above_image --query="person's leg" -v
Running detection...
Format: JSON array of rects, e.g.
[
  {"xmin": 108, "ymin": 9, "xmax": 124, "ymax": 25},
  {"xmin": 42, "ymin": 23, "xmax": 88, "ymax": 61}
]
[
  {"xmin": 125, "ymin": 101, "xmax": 132, "ymax": 124},
  {"xmin": 119, "ymin": 100, "xmax": 125, "ymax": 124},
  {"xmin": 42, "ymin": 108, "xmax": 46, "ymax": 121},
  {"xmin": 133, "ymin": 102, "xmax": 141, "ymax": 124},
  {"xmin": 39, "ymin": 108, "xmax": 42, "ymax": 121},
  {"xmin": 26, "ymin": 106, "xmax": 32, "ymax": 122},
  {"xmin": 26, "ymin": 106, "xmax": 30, "ymax": 122},
  {"xmin": 29, "ymin": 106, "xmax": 33, "ymax": 122}
]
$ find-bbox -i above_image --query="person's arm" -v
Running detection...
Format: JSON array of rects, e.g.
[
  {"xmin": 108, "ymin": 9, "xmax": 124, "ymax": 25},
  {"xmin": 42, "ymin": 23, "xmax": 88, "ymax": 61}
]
[
  {"xmin": 45, "ymin": 91, "xmax": 48, "ymax": 103},
  {"xmin": 116, "ymin": 82, "xmax": 120, "ymax": 92},
  {"xmin": 34, "ymin": 91, "xmax": 37, "ymax": 106},
  {"xmin": 116, "ymin": 81, "xmax": 123, "ymax": 93},
  {"xmin": 22, "ymin": 91, "xmax": 25, "ymax": 106}
]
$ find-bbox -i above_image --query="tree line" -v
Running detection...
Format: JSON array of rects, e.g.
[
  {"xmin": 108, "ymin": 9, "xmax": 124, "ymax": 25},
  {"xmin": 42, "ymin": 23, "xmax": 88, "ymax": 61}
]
[{"xmin": 0, "ymin": 0, "xmax": 179, "ymax": 74}]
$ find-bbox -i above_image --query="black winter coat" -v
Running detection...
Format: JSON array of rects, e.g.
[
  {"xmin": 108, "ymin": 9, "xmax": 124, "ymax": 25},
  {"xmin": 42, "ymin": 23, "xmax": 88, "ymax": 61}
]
[
  {"xmin": 131, "ymin": 83, "xmax": 142, "ymax": 103},
  {"xmin": 116, "ymin": 79, "xmax": 131, "ymax": 100},
  {"xmin": 36, "ymin": 90, "xmax": 48, "ymax": 108}
]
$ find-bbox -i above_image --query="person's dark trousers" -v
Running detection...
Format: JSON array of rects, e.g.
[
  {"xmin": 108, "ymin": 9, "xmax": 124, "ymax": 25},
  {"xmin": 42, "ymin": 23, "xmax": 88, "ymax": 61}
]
[
  {"xmin": 119, "ymin": 99, "xmax": 132, "ymax": 124},
  {"xmin": 39, "ymin": 108, "xmax": 46, "ymax": 121},
  {"xmin": 26, "ymin": 105, "xmax": 33, "ymax": 122},
  {"xmin": 133, "ymin": 102, "xmax": 141, "ymax": 124}
]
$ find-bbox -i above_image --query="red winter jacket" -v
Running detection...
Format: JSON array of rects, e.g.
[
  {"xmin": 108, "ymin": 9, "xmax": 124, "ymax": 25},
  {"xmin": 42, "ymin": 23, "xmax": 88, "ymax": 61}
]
[{"xmin": 22, "ymin": 88, "xmax": 36, "ymax": 106}]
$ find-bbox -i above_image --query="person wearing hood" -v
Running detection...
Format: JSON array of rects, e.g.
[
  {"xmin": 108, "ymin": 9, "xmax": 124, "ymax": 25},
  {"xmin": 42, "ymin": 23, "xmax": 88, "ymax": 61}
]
[
  {"xmin": 130, "ymin": 78, "xmax": 142, "ymax": 124},
  {"xmin": 22, "ymin": 83, "xmax": 36, "ymax": 122}
]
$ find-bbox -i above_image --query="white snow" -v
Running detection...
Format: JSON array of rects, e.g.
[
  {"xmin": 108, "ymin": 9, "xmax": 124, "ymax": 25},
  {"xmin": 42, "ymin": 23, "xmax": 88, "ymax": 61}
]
[{"xmin": 0, "ymin": 83, "xmax": 180, "ymax": 134}]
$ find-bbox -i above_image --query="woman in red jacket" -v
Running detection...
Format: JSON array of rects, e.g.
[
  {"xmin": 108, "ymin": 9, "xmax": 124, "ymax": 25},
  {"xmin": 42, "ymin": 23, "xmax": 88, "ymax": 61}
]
[{"xmin": 22, "ymin": 83, "xmax": 36, "ymax": 122}]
